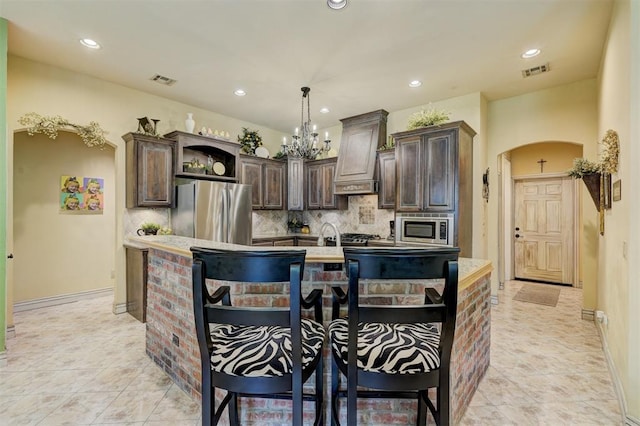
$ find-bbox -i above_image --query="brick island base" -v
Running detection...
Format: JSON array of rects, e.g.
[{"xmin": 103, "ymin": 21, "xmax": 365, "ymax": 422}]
[{"xmin": 143, "ymin": 239, "xmax": 492, "ymax": 425}]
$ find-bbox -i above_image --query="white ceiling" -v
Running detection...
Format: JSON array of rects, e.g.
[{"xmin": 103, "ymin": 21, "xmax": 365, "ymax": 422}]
[{"xmin": 1, "ymin": 0, "xmax": 613, "ymax": 133}]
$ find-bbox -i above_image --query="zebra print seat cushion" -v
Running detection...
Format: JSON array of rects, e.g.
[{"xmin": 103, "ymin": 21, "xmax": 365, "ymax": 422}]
[
  {"xmin": 329, "ymin": 319, "xmax": 440, "ymax": 374},
  {"xmin": 209, "ymin": 318, "xmax": 325, "ymax": 377}
]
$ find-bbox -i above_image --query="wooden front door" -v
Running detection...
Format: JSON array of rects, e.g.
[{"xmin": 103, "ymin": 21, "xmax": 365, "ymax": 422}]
[{"xmin": 514, "ymin": 177, "xmax": 575, "ymax": 285}]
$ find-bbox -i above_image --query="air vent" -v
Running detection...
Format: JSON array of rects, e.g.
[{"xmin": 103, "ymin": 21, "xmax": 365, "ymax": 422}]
[
  {"xmin": 150, "ymin": 74, "xmax": 177, "ymax": 86},
  {"xmin": 521, "ymin": 63, "xmax": 550, "ymax": 78}
]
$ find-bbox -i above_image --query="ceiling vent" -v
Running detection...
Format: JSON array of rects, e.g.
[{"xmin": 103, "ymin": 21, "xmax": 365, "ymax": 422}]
[
  {"xmin": 150, "ymin": 74, "xmax": 177, "ymax": 86},
  {"xmin": 521, "ymin": 63, "xmax": 550, "ymax": 78}
]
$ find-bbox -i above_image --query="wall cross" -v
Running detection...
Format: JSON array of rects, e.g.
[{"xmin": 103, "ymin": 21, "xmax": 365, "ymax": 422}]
[{"xmin": 537, "ymin": 158, "xmax": 547, "ymax": 173}]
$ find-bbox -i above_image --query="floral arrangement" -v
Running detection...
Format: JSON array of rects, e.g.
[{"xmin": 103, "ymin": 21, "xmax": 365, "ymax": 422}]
[
  {"xmin": 600, "ymin": 129, "xmax": 619, "ymax": 173},
  {"xmin": 568, "ymin": 129, "xmax": 620, "ymax": 178},
  {"xmin": 184, "ymin": 158, "xmax": 206, "ymax": 174},
  {"xmin": 406, "ymin": 105, "xmax": 450, "ymax": 130},
  {"xmin": 18, "ymin": 112, "xmax": 107, "ymax": 148},
  {"xmin": 237, "ymin": 127, "xmax": 263, "ymax": 155}
]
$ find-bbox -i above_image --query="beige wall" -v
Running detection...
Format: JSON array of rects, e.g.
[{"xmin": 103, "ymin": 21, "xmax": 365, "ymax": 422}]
[
  {"xmin": 486, "ymin": 79, "xmax": 600, "ymax": 312},
  {"xmin": 597, "ymin": 0, "xmax": 638, "ymax": 419},
  {"xmin": 13, "ymin": 132, "xmax": 115, "ymax": 301},
  {"xmin": 510, "ymin": 142, "xmax": 583, "ymax": 176},
  {"xmin": 7, "ymin": 55, "xmax": 288, "ymax": 313}
]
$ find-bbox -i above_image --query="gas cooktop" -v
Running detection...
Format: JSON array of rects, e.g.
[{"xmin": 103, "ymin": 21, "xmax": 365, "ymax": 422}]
[{"xmin": 324, "ymin": 233, "xmax": 382, "ymax": 246}]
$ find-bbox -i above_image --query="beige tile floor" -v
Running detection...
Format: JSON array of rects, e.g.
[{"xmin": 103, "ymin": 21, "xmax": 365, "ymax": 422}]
[{"xmin": 0, "ymin": 280, "xmax": 623, "ymax": 425}]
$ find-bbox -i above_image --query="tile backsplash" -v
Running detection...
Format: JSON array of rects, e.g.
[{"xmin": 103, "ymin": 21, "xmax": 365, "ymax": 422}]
[
  {"xmin": 126, "ymin": 195, "xmax": 394, "ymax": 239},
  {"xmin": 253, "ymin": 195, "xmax": 394, "ymax": 238}
]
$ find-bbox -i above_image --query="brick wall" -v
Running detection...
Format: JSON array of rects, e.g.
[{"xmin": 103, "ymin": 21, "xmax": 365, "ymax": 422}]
[{"xmin": 146, "ymin": 249, "xmax": 490, "ymax": 425}]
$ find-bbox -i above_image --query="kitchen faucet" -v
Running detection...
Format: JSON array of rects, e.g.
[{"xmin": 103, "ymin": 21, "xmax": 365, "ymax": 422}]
[{"xmin": 317, "ymin": 222, "xmax": 341, "ymax": 247}]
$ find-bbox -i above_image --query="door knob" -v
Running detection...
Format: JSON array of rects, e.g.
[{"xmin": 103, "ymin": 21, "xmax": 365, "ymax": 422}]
[
  {"xmin": 515, "ymin": 234, "xmax": 520, "ymax": 238},
  {"xmin": 7, "ymin": 253, "xmax": 13, "ymax": 259},
  {"xmin": 515, "ymin": 227, "xmax": 520, "ymax": 231}
]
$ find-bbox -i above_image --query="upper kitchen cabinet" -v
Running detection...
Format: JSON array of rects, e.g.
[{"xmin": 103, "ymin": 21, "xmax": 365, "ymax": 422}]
[
  {"xmin": 393, "ymin": 121, "xmax": 475, "ymax": 214},
  {"xmin": 377, "ymin": 149, "xmax": 396, "ymax": 209},
  {"xmin": 239, "ymin": 155, "xmax": 287, "ymax": 210},
  {"xmin": 334, "ymin": 110, "xmax": 388, "ymax": 195},
  {"xmin": 287, "ymin": 158, "xmax": 305, "ymax": 211},
  {"xmin": 123, "ymin": 132, "xmax": 176, "ymax": 208},
  {"xmin": 164, "ymin": 130, "xmax": 239, "ymax": 182},
  {"xmin": 306, "ymin": 157, "xmax": 348, "ymax": 210}
]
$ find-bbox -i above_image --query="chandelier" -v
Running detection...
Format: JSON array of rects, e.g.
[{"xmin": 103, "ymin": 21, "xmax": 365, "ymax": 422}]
[{"xmin": 281, "ymin": 87, "xmax": 331, "ymax": 160}]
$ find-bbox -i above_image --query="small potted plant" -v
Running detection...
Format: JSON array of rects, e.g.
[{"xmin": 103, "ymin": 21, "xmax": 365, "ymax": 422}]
[{"xmin": 137, "ymin": 222, "xmax": 162, "ymax": 236}]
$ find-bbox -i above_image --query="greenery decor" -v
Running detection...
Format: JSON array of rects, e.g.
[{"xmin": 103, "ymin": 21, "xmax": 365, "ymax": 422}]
[
  {"xmin": 18, "ymin": 112, "xmax": 107, "ymax": 148},
  {"xmin": 406, "ymin": 105, "xmax": 450, "ymax": 130},
  {"xmin": 238, "ymin": 127, "xmax": 263, "ymax": 155},
  {"xmin": 141, "ymin": 222, "xmax": 161, "ymax": 233},
  {"xmin": 567, "ymin": 157, "xmax": 601, "ymax": 179}
]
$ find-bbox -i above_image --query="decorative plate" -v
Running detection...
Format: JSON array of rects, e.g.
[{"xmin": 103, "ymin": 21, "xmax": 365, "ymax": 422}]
[
  {"xmin": 255, "ymin": 146, "xmax": 270, "ymax": 158},
  {"xmin": 212, "ymin": 162, "xmax": 226, "ymax": 176}
]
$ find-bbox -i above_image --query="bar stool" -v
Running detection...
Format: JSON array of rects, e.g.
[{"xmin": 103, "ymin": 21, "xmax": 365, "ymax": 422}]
[
  {"xmin": 191, "ymin": 247, "xmax": 325, "ymax": 426},
  {"xmin": 329, "ymin": 247, "xmax": 459, "ymax": 425}
]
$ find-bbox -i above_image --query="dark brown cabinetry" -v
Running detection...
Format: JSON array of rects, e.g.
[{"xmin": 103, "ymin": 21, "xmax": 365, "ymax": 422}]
[
  {"xmin": 165, "ymin": 130, "xmax": 239, "ymax": 182},
  {"xmin": 377, "ymin": 150, "xmax": 396, "ymax": 209},
  {"xmin": 126, "ymin": 246, "xmax": 148, "ymax": 323},
  {"xmin": 239, "ymin": 155, "xmax": 286, "ymax": 210},
  {"xmin": 334, "ymin": 110, "xmax": 388, "ymax": 194},
  {"xmin": 252, "ymin": 236, "xmax": 316, "ymax": 246},
  {"xmin": 393, "ymin": 121, "xmax": 475, "ymax": 255},
  {"xmin": 295, "ymin": 236, "xmax": 320, "ymax": 247},
  {"xmin": 306, "ymin": 157, "xmax": 348, "ymax": 210},
  {"xmin": 123, "ymin": 133, "xmax": 176, "ymax": 208}
]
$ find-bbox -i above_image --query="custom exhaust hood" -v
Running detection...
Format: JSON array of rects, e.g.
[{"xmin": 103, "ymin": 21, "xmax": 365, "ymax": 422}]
[{"xmin": 333, "ymin": 109, "xmax": 388, "ymax": 195}]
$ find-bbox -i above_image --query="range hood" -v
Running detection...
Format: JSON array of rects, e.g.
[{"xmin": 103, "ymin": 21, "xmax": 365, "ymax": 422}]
[{"xmin": 334, "ymin": 109, "xmax": 388, "ymax": 195}]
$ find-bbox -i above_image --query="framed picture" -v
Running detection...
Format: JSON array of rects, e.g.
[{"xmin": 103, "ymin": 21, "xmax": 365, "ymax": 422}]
[{"xmin": 613, "ymin": 179, "xmax": 621, "ymax": 201}]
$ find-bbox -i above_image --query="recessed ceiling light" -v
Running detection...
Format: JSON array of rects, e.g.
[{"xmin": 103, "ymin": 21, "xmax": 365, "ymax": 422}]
[
  {"xmin": 80, "ymin": 38, "xmax": 101, "ymax": 49},
  {"xmin": 521, "ymin": 48, "xmax": 540, "ymax": 59},
  {"xmin": 320, "ymin": 107, "xmax": 330, "ymax": 114},
  {"xmin": 234, "ymin": 89, "xmax": 246, "ymax": 96},
  {"xmin": 409, "ymin": 80, "xmax": 422, "ymax": 88},
  {"xmin": 327, "ymin": 0, "xmax": 347, "ymax": 10}
]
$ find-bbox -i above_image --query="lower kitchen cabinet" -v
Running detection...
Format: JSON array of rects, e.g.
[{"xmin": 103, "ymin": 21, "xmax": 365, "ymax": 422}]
[
  {"xmin": 296, "ymin": 236, "xmax": 320, "ymax": 247},
  {"xmin": 273, "ymin": 238, "xmax": 296, "ymax": 246},
  {"xmin": 126, "ymin": 246, "xmax": 148, "ymax": 323}
]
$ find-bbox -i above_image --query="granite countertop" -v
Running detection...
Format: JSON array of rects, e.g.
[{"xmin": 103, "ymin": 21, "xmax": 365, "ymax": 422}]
[{"xmin": 125, "ymin": 235, "xmax": 492, "ymax": 290}]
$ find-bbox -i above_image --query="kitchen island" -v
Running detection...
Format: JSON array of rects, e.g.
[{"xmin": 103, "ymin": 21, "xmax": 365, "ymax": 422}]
[{"xmin": 129, "ymin": 235, "xmax": 492, "ymax": 425}]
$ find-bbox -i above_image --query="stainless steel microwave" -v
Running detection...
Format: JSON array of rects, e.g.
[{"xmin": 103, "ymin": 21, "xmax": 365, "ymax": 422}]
[{"xmin": 395, "ymin": 213, "xmax": 454, "ymax": 246}]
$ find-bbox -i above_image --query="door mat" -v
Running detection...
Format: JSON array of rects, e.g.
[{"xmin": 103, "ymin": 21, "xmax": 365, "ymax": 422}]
[{"xmin": 513, "ymin": 284, "xmax": 561, "ymax": 307}]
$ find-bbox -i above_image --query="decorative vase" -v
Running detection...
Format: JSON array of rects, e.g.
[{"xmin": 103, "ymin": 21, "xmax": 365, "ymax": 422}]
[{"xmin": 185, "ymin": 113, "xmax": 195, "ymax": 133}]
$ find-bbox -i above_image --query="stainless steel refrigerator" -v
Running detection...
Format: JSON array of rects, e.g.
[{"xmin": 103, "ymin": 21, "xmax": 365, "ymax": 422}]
[{"xmin": 171, "ymin": 180, "xmax": 252, "ymax": 245}]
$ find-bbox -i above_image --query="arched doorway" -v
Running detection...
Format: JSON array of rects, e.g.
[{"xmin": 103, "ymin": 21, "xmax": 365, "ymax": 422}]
[
  {"xmin": 11, "ymin": 130, "xmax": 116, "ymax": 310},
  {"xmin": 498, "ymin": 141, "xmax": 583, "ymax": 288}
]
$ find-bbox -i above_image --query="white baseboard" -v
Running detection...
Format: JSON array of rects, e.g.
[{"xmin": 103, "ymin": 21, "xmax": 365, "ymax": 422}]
[
  {"xmin": 13, "ymin": 287, "xmax": 113, "ymax": 312},
  {"xmin": 596, "ymin": 320, "xmax": 633, "ymax": 425},
  {"xmin": 582, "ymin": 309, "xmax": 595, "ymax": 321},
  {"xmin": 113, "ymin": 302, "xmax": 128, "ymax": 315}
]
